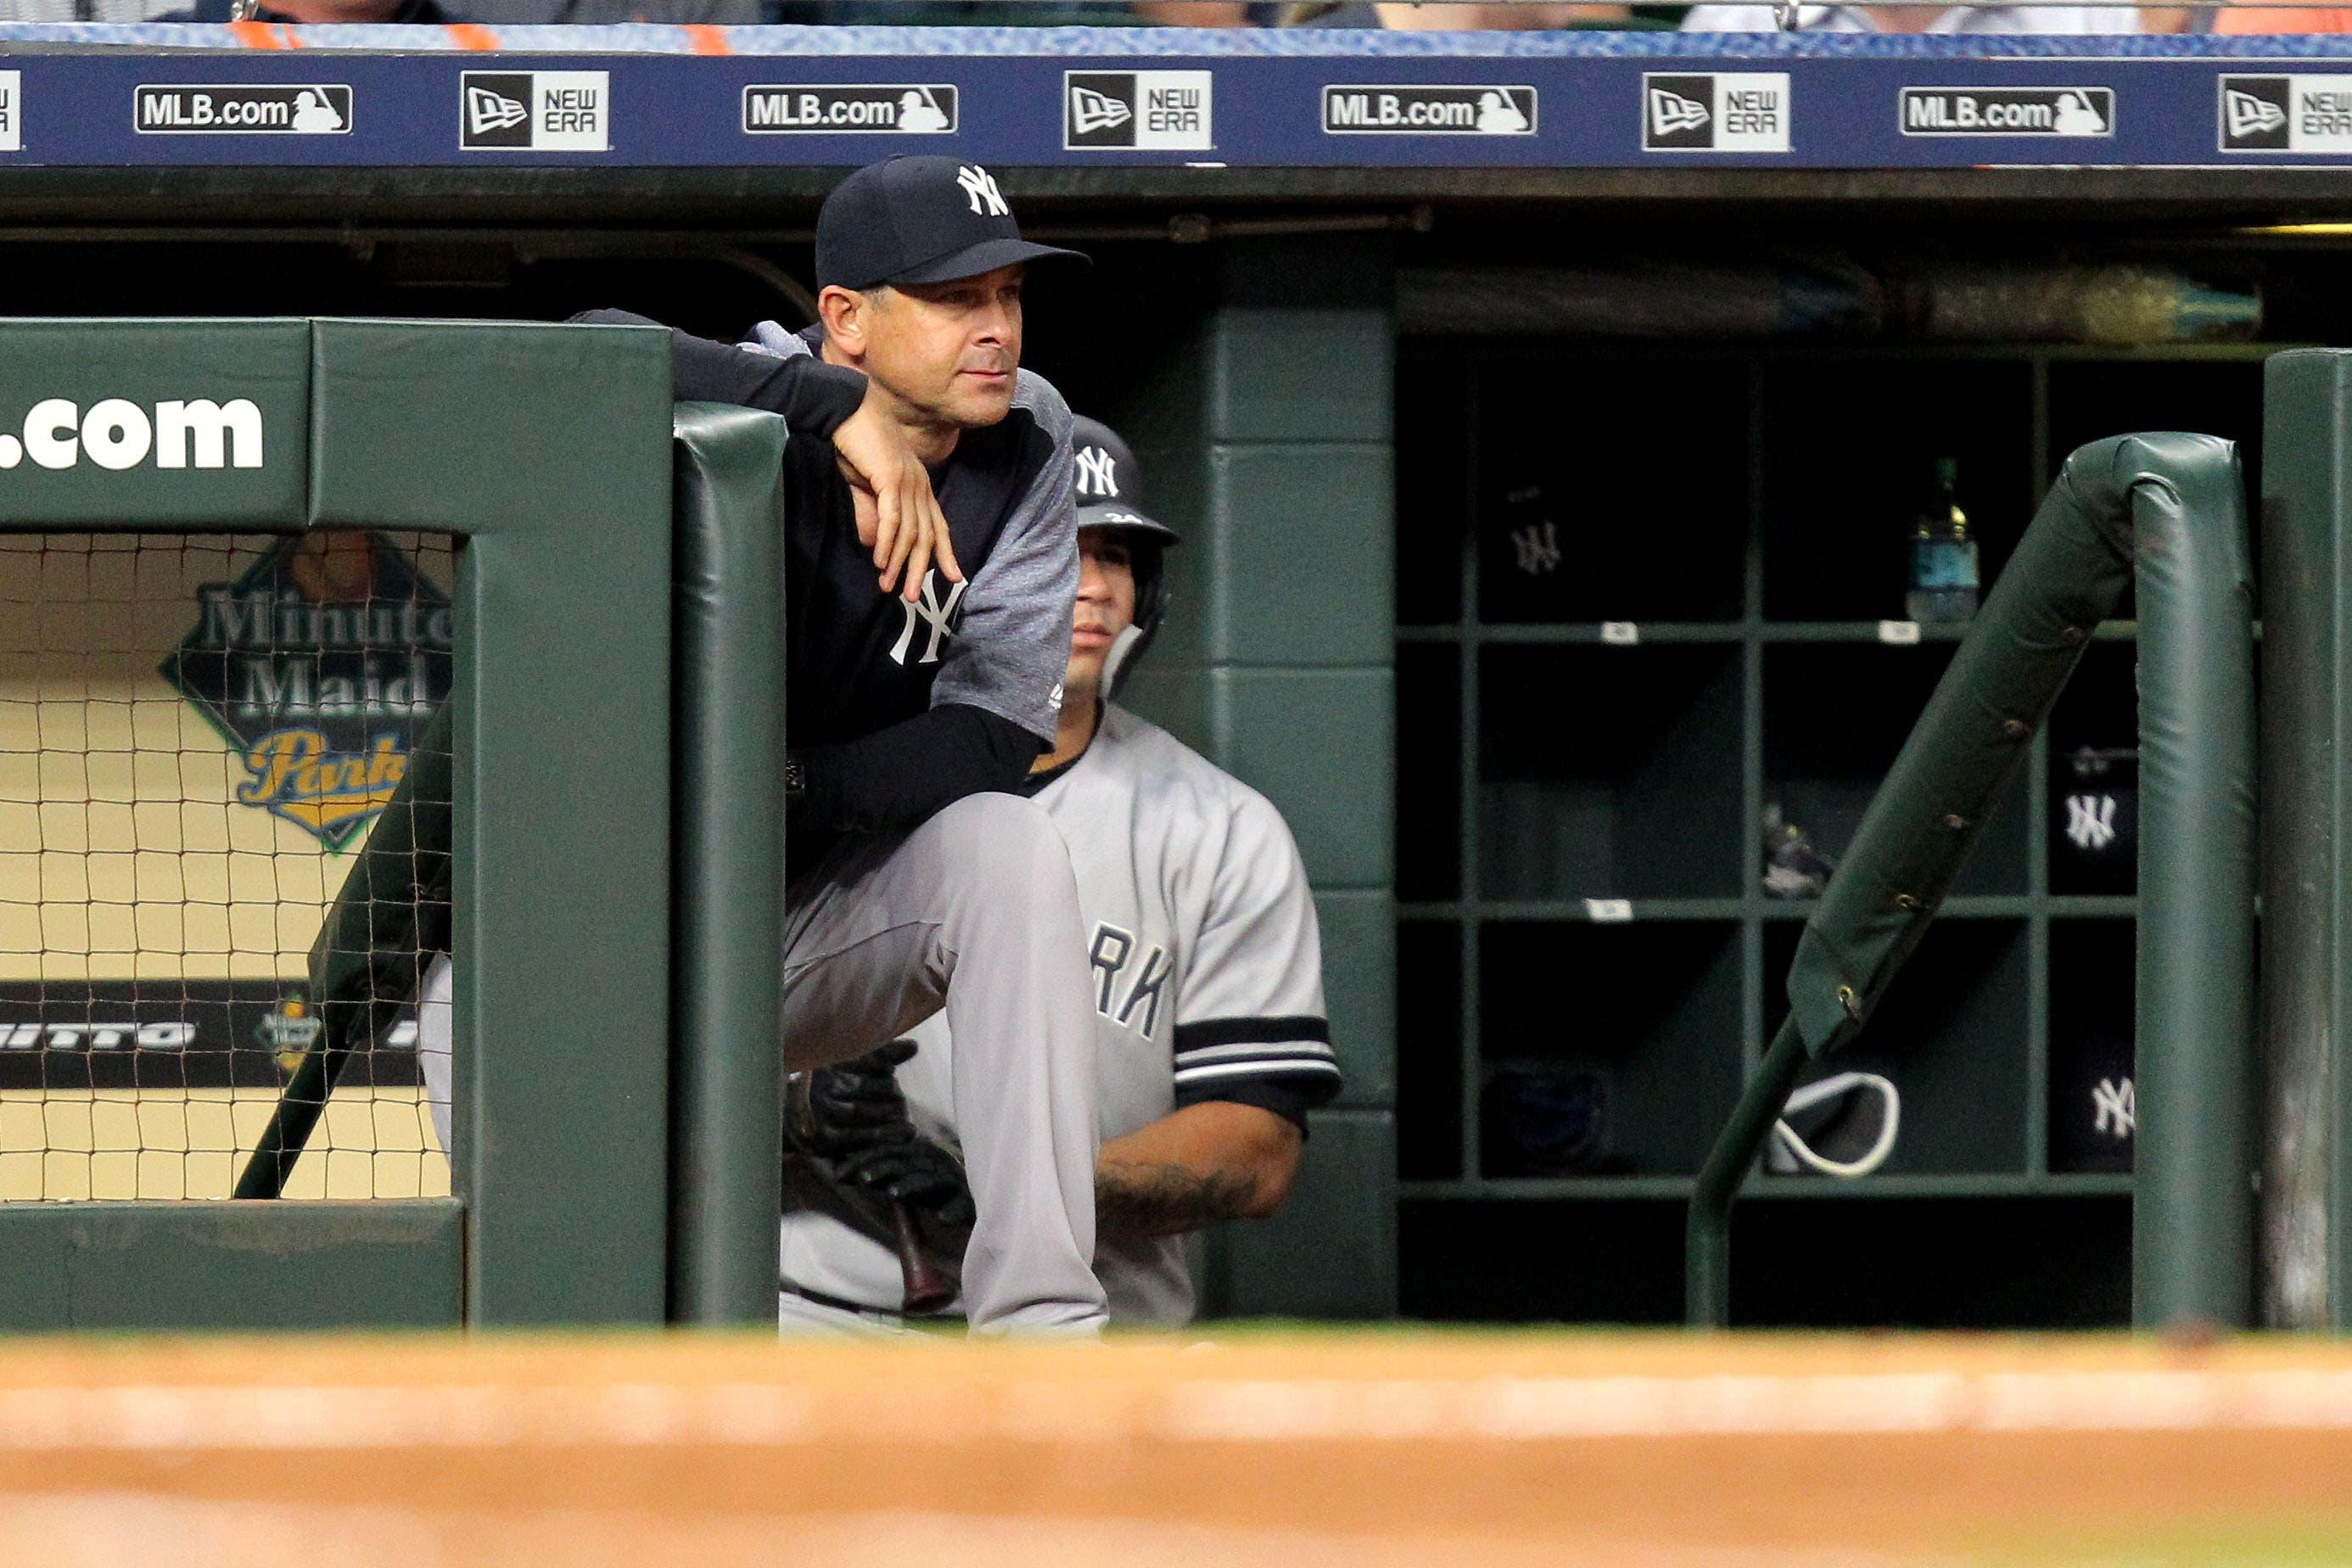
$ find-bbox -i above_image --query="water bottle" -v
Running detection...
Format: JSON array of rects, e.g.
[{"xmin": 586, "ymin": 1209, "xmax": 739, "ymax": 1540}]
[{"xmin": 1906, "ymin": 457, "xmax": 1980, "ymax": 623}]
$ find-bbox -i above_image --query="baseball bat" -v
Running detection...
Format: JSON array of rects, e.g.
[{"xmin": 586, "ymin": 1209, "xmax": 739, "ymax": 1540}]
[{"xmin": 892, "ymin": 1201, "xmax": 956, "ymax": 1314}]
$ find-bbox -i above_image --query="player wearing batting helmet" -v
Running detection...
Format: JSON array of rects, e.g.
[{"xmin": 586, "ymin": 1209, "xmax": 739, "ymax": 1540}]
[
  {"xmin": 776, "ymin": 416, "xmax": 1342, "ymax": 1330},
  {"xmin": 426, "ymin": 155, "xmax": 1112, "ymax": 1333}
]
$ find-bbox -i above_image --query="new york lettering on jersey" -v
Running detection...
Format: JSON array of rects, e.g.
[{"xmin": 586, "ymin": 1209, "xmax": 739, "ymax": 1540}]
[{"xmin": 1087, "ymin": 917, "xmax": 1173, "ymax": 1041}]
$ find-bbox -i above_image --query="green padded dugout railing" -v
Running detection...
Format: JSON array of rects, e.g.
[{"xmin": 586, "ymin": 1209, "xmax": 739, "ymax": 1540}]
[
  {"xmin": 0, "ymin": 317, "xmax": 675, "ymax": 1330},
  {"xmin": 1688, "ymin": 433, "xmax": 2257, "ymax": 1330},
  {"xmin": 668, "ymin": 403, "xmax": 787, "ymax": 1328}
]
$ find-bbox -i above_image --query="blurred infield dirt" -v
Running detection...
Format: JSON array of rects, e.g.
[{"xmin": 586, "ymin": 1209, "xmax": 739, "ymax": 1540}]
[{"xmin": 3, "ymin": 1330, "xmax": 2352, "ymax": 1565}]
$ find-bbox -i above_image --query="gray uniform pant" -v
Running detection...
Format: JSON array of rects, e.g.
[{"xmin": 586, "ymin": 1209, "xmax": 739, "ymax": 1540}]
[
  {"xmin": 782, "ymin": 792, "xmax": 1106, "ymax": 1334},
  {"xmin": 417, "ymin": 791, "xmax": 1106, "ymax": 1335}
]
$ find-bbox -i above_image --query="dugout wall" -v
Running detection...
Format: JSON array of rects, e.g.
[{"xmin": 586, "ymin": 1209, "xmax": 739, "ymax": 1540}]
[{"xmin": 0, "ymin": 317, "xmax": 676, "ymax": 1330}]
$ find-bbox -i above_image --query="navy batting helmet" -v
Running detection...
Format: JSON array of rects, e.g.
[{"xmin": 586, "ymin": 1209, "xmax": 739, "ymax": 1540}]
[{"xmin": 1072, "ymin": 415, "xmax": 1179, "ymax": 698}]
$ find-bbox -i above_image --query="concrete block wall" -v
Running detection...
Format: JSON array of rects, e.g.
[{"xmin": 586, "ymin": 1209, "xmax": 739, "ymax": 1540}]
[{"xmin": 1117, "ymin": 235, "xmax": 1397, "ymax": 1319}]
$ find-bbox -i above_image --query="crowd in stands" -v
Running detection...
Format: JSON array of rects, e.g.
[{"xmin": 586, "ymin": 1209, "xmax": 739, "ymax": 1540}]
[{"xmin": 0, "ymin": 0, "xmax": 2330, "ymax": 38}]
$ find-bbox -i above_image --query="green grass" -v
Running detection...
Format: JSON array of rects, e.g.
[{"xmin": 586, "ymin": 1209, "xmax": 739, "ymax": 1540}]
[{"xmin": 1969, "ymin": 1515, "xmax": 2352, "ymax": 1566}]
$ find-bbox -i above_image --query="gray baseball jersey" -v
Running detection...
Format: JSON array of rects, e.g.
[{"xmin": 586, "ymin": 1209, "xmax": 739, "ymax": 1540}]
[{"xmin": 778, "ymin": 702, "xmax": 1341, "ymax": 1326}]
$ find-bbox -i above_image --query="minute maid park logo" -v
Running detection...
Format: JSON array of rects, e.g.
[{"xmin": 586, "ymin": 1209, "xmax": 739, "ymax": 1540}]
[{"xmin": 162, "ymin": 533, "xmax": 452, "ymax": 849}]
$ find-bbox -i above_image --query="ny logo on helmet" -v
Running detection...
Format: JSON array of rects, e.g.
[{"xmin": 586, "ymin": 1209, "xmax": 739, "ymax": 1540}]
[
  {"xmin": 955, "ymin": 164, "xmax": 1008, "ymax": 218},
  {"xmin": 1075, "ymin": 444, "xmax": 1119, "ymax": 499}
]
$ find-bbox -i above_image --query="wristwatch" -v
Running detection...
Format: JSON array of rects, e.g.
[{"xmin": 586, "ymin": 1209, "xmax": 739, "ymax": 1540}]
[{"xmin": 782, "ymin": 753, "xmax": 806, "ymax": 804}]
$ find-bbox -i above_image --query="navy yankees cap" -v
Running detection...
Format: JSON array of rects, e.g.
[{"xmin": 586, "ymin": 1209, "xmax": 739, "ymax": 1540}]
[
  {"xmin": 815, "ymin": 156, "xmax": 1089, "ymax": 292},
  {"xmin": 1072, "ymin": 416, "xmax": 1178, "ymax": 546}
]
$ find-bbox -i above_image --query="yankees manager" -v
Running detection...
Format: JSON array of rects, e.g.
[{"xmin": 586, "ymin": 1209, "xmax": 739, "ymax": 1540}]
[{"xmin": 565, "ymin": 156, "xmax": 1107, "ymax": 1332}]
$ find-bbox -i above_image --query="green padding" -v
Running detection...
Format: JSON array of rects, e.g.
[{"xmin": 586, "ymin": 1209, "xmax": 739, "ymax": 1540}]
[
  {"xmin": 2131, "ymin": 434, "xmax": 2258, "ymax": 1328},
  {"xmin": 305, "ymin": 318, "xmax": 672, "ymax": 535},
  {"xmin": 1784, "ymin": 437, "xmax": 2139, "ymax": 1058},
  {"xmin": 2260, "ymin": 350, "xmax": 2352, "ymax": 1328},
  {"xmin": 0, "ymin": 318, "xmax": 309, "ymax": 528},
  {"xmin": 1209, "ymin": 1108, "xmax": 1397, "ymax": 1320},
  {"xmin": 311, "ymin": 319, "xmax": 675, "ymax": 1326},
  {"xmin": 1694, "ymin": 432, "xmax": 2256, "ymax": 1330},
  {"xmin": 0, "ymin": 317, "xmax": 678, "ymax": 1332},
  {"xmin": 0, "ymin": 1201, "xmax": 462, "ymax": 1331},
  {"xmin": 669, "ymin": 402, "xmax": 787, "ymax": 1327}
]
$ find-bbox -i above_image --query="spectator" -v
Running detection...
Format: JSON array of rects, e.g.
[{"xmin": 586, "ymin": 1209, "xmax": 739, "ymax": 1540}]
[
  {"xmin": 161, "ymin": 0, "xmax": 457, "ymax": 17},
  {"xmin": 1369, "ymin": 3, "xmax": 1629, "ymax": 22},
  {"xmin": 1680, "ymin": 0, "xmax": 2138, "ymax": 27},
  {"xmin": 161, "ymin": 0, "xmax": 755, "ymax": 17},
  {"xmin": 2211, "ymin": 2, "xmax": 2347, "ymax": 28}
]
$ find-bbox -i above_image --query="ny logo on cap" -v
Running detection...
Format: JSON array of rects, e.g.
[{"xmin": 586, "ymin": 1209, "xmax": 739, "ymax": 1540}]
[
  {"xmin": 1075, "ymin": 445, "xmax": 1119, "ymax": 498},
  {"xmin": 956, "ymin": 164, "xmax": 1008, "ymax": 218}
]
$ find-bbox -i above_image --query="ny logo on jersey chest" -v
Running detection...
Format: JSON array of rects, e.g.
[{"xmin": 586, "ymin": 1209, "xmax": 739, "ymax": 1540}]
[
  {"xmin": 888, "ymin": 571, "xmax": 967, "ymax": 667},
  {"xmin": 1089, "ymin": 921, "xmax": 1169, "ymax": 1039}
]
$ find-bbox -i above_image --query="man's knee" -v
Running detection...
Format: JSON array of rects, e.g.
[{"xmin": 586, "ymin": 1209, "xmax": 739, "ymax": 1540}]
[{"xmin": 927, "ymin": 793, "xmax": 1077, "ymax": 909}]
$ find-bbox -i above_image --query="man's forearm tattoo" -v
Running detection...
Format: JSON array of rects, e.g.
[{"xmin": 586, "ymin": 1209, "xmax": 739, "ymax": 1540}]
[{"xmin": 1096, "ymin": 1160, "xmax": 1259, "ymax": 1239}]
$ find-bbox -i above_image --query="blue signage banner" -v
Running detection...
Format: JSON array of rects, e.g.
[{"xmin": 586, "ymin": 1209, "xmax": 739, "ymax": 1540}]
[{"xmin": 4, "ymin": 26, "xmax": 2352, "ymax": 171}]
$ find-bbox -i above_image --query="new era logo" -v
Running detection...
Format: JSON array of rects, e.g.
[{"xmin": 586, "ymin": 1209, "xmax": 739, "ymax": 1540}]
[
  {"xmin": 2220, "ymin": 77, "xmax": 2292, "ymax": 148},
  {"xmin": 2227, "ymin": 89, "xmax": 2287, "ymax": 138},
  {"xmin": 2220, "ymin": 75, "xmax": 2352, "ymax": 153},
  {"xmin": 1064, "ymin": 70, "xmax": 1212, "ymax": 151},
  {"xmin": 0, "ymin": 70, "xmax": 18, "ymax": 154},
  {"xmin": 1641, "ymin": 73, "xmax": 1790, "ymax": 154},
  {"xmin": 1649, "ymin": 87, "xmax": 1710, "ymax": 140},
  {"xmin": 460, "ymin": 70, "xmax": 608, "ymax": 154},
  {"xmin": 1070, "ymin": 85, "xmax": 1131, "ymax": 138},
  {"xmin": 467, "ymin": 84, "xmax": 528, "ymax": 138}
]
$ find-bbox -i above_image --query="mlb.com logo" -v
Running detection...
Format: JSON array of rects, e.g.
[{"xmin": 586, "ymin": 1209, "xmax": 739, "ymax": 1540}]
[
  {"xmin": 1065, "ymin": 70, "xmax": 1213, "ymax": 151},
  {"xmin": 462, "ymin": 70, "xmax": 609, "ymax": 153},
  {"xmin": 1643, "ymin": 73, "xmax": 1792, "ymax": 154}
]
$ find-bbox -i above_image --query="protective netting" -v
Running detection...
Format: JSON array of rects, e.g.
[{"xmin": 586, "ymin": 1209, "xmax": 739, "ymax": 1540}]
[{"xmin": 0, "ymin": 532, "xmax": 454, "ymax": 1201}]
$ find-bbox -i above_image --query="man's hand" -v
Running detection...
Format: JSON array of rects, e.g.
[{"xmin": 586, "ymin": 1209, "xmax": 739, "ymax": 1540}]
[
  {"xmin": 788, "ymin": 1038, "xmax": 920, "ymax": 1156},
  {"xmin": 837, "ymin": 1135, "xmax": 977, "ymax": 1233},
  {"xmin": 831, "ymin": 388, "xmax": 964, "ymax": 602},
  {"xmin": 781, "ymin": 1039, "xmax": 974, "ymax": 1309}
]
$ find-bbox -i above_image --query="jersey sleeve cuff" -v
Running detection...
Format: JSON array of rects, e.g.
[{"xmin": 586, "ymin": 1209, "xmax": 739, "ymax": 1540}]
[
  {"xmin": 1175, "ymin": 1073, "xmax": 1339, "ymax": 1134},
  {"xmin": 1170, "ymin": 1015, "xmax": 1342, "ymax": 1133}
]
